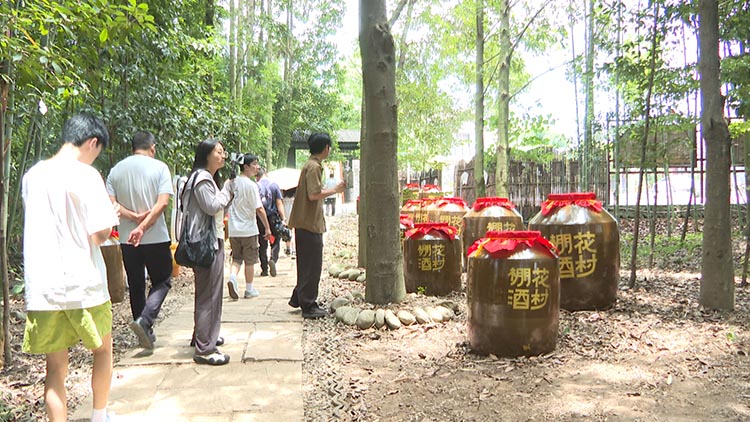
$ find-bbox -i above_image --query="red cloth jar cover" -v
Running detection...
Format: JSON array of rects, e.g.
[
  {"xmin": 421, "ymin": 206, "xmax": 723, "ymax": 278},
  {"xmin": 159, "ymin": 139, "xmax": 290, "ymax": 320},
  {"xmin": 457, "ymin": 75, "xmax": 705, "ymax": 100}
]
[
  {"xmin": 435, "ymin": 197, "xmax": 468, "ymax": 209},
  {"xmin": 472, "ymin": 197, "xmax": 516, "ymax": 212},
  {"xmin": 405, "ymin": 222, "xmax": 458, "ymax": 240},
  {"xmin": 400, "ymin": 214, "xmax": 414, "ymax": 228},
  {"xmin": 468, "ymin": 230, "xmax": 557, "ymax": 259},
  {"xmin": 540, "ymin": 192, "xmax": 603, "ymax": 216}
]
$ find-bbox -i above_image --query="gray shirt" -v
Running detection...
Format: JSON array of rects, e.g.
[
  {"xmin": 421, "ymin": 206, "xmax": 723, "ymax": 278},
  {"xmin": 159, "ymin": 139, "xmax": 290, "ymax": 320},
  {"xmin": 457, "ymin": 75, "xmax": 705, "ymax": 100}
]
[{"xmin": 106, "ymin": 154, "xmax": 173, "ymax": 244}]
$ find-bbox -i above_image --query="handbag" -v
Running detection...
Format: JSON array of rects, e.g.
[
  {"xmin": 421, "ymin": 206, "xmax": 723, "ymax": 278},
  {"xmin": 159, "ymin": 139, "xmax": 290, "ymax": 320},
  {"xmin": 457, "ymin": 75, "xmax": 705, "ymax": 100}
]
[
  {"xmin": 174, "ymin": 173, "xmax": 216, "ymax": 268},
  {"xmin": 101, "ymin": 242, "xmax": 126, "ymax": 303}
]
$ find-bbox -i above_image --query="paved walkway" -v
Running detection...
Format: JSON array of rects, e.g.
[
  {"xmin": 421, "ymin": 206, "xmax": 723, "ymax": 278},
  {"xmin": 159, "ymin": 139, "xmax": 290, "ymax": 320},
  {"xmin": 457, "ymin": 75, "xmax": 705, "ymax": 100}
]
[{"xmin": 72, "ymin": 253, "xmax": 304, "ymax": 421}]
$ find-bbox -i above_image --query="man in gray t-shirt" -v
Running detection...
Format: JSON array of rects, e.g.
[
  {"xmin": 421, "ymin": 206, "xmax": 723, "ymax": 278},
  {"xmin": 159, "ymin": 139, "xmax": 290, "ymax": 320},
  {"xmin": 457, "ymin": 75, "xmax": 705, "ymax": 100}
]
[{"xmin": 106, "ymin": 130, "xmax": 174, "ymax": 349}]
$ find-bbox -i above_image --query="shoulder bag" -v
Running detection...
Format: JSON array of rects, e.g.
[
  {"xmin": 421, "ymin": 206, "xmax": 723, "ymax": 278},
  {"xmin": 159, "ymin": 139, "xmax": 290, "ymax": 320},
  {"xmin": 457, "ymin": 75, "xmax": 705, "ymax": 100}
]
[{"xmin": 175, "ymin": 173, "xmax": 216, "ymax": 268}]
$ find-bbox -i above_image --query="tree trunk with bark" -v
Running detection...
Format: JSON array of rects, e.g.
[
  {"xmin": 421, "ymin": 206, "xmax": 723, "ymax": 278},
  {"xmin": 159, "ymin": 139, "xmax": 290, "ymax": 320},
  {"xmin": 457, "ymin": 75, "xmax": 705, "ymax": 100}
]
[
  {"xmin": 494, "ymin": 0, "xmax": 510, "ymax": 198},
  {"xmin": 359, "ymin": 0, "xmax": 405, "ymax": 304},
  {"xmin": 698, "ymin": 0, "xmax": 734, "ymax": 309},
  {"xmin": 474, "ymin": 0, "xmax": 486, "ymax": 198}
]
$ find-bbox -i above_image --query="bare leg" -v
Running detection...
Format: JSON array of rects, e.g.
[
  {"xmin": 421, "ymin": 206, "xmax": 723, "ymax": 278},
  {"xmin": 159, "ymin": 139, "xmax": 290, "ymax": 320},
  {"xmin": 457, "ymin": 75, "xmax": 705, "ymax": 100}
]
[
  {"xmin": 91, "ymin": 332, "xmax": 113, "ymax": 410},
  {"xmin": 45, "ymin": 349, "xmax": 69, "ymax": 422},
  {"xmin": 230, "ymin": 261, "xmax": 242, "ymax": 279},
  {"xmin": 244, "ymin": 263, "xmax": 255, "ymax": 289}
]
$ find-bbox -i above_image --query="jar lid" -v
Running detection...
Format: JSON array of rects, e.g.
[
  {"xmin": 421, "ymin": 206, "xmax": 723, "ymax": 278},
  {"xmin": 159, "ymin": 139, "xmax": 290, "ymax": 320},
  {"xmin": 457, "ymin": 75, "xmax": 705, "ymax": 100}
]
[
  {"xmin": 472, "ymin": 197, "xmax": 516, "ymax": 211},
  {"xmin": 541, "ymin": 192, "xmax": 603, "ymax": 216},
  {"xmin": 399, "ymin": 214, "xmax": 414, "ymax": 228},
  {"xmin": 468, "ymin": 230, "xmax": 557, "ymax": 258},
  {"xmin": 436, "ymin": 197, "xmax": 468, "ymax": 209},
  {"xmin": 405, "ymin": 222, "xmax": 457, "ymax": 240}
]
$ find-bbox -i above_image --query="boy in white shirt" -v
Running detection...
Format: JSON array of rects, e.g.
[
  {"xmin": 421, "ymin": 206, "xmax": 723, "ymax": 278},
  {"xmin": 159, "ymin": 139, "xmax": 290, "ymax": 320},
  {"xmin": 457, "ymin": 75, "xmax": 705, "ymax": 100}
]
[
  {"xmin": 22, "ymin": 113, "xmax": 120, "ymax": 422},
  {"xmin": 226, "ymin": 153, "xmax": 271, "ymax": 299}
]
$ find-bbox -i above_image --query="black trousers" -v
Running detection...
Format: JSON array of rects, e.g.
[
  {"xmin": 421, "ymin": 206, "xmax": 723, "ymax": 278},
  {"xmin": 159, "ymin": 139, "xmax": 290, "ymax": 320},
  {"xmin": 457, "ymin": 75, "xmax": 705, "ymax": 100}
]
[
  {"xmin": 258, "ymin": 227, "xmax": 281, "ymax": 273},
  {"xmin": 290, "ymin": 228, "xmax": 323, "ymax": 311},
  {"xmin": 121, "ymin": 241, "xmax": 173, "ymax": 327}
]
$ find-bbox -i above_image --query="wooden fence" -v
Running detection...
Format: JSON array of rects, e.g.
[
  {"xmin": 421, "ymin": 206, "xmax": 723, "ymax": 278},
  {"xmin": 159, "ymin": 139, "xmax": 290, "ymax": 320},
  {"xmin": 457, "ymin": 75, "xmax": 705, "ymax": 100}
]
[{"xmin": 453, "ymin": 158, "xmax": 609, "ymax": 219}]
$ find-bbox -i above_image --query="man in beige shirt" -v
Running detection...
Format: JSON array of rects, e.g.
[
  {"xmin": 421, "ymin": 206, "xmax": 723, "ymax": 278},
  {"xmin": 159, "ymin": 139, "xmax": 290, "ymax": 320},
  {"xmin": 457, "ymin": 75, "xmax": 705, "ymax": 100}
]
[{"xmin": 287, "ymin": 133, "xmax": 346, "ymax": 318}]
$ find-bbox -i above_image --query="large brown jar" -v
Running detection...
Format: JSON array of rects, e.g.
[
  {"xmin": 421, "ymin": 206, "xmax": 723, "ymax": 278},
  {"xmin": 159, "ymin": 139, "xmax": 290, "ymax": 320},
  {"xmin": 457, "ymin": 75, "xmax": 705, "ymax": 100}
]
[
  {"xmin": 428, "ymin": 197, "xmax": 469, "ymax": 236},
  {"xmin": 400, "ymin": 199, "xmax": 422, "ymax": 222},
  {"xmin": 462, "ymin": 197, "xmax": 524, "ymax": 259},
  {"xmin": 527, "ymin": 192, "xmax": 620, "ymax": 311},
  {"xmin": 403, "ymin": 222, "xmax": 462, "ymax": 295},
  {"xmin": 467, "ymin": 231, "xmax": 560, "ymax": 357},
  {"xmin": 414, "ymin": 198, "xmax": 439, "ymax": 224}
]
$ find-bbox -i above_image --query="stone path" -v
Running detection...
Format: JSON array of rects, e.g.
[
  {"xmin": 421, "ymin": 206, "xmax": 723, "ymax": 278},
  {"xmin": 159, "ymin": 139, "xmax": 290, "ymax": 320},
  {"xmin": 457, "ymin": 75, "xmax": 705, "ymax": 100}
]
[{"xmin": 72, "ymin": 254, "xmax": 304, "ymax": 421}]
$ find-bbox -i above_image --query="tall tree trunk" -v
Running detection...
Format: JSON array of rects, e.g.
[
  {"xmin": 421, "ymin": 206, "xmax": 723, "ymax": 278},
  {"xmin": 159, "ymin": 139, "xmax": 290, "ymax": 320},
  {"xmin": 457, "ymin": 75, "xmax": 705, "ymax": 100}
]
[
  {"xmin": 360, "ymin": 0, "xmax": 405, "ymax": 305},
  {"xmin": 265, "ymin": 0, "xmax": 274, "ymax": 168},
  {"xmin": 358, "ymin": 92, "xmax": 367, "ymax": 268},
  {"xmin": 494, "ymin": 0, "xmax": 510, "ymax": 198},
  {"xmin": 628, "ymin": 3, "xmax": 659, "ymax": 289},
  {"xmin": 474, "ymin": 0, "xmax": 486, "ymax": 198},
  {"xmin": 229, "ymin": 0, "xmax": 237, "ymax": 101},
  {"xmin": 699, "ymin": 0, "xmax": 734, "ymax": 309},
  {"xmin": 0, "ymin": 52, "xmax": 11, "ymax": 366},
  {"xmin": 582, "ymin": 0, "xmax": 595, "ymax": 190}
]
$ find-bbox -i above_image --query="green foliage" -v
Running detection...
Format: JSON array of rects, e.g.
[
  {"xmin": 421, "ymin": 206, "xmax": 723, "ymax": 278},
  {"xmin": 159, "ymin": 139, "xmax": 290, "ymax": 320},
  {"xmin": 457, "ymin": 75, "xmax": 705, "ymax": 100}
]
[
  {"xmin": 620, "ymin": 231, "xmax": 704, "ymax": 272},
  {"xmin": 507, "ymin": 112, "xmax": 570, "ymax": 162}
]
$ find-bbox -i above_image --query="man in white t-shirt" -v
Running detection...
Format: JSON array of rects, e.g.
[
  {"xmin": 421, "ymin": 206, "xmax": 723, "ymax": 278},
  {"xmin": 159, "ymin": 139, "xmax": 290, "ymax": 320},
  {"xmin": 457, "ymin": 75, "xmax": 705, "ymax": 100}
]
[
  {"xmin": 226, "ymin": 153, "xmax": 271, "ymax": 299},
  {"xmin": 106, "ymin": 130, "xmax": 174, "ymax": 350},
  {"xmin": 22, "ymin": 112, "xmax": 120, "ymax": 422}
]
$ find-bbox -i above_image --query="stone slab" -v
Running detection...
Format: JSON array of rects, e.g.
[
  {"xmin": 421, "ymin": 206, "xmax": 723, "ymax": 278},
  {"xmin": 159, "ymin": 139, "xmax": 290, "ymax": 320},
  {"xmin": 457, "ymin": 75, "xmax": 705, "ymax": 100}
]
[{"xmin": 245, "ymin": 322, "xmax": 303, "ymax": 362}]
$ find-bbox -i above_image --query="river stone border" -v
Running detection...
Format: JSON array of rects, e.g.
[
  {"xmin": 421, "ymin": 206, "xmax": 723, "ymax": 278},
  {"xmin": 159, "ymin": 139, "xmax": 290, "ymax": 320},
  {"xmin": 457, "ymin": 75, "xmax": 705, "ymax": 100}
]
[{"xmin": 330, "ymin": 295, "xmax": 458, "ymax": 330}]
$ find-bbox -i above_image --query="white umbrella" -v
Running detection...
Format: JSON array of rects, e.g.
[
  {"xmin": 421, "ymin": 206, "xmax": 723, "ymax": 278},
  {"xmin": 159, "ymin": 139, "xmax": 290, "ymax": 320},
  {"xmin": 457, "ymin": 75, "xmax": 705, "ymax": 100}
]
[{"xmin": 268, "ymin": 168, "xmax": 302, "ymax": 191}]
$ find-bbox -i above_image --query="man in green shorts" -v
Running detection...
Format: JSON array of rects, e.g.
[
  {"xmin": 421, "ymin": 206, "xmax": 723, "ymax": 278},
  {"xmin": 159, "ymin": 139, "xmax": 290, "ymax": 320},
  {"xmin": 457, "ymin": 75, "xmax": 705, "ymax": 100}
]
[{"xmin": 21, "ymin": 113, "xmax": 120, "ymax": 422}]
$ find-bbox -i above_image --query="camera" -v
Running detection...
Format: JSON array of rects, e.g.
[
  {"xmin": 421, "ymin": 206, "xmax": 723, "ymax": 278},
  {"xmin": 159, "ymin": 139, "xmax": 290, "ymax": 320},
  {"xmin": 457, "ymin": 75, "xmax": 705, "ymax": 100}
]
[{"xmin": 274, "ymin": 220, "xmax": 293, "ymax": 242}]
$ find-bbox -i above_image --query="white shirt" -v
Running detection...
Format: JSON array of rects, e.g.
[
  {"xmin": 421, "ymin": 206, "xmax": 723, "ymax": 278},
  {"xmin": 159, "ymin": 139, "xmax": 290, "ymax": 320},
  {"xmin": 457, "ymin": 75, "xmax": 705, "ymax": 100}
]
[
  {"xmin": 228, "ymin": 175, "xmax": 262, "ymax": 237},
  {"xmin": 106, "ymin": 154, "xmax": 173, "ymax": 244},
  {"xmin": 22, "ymin": 157, "xmax": 119, "ymax": 311}
]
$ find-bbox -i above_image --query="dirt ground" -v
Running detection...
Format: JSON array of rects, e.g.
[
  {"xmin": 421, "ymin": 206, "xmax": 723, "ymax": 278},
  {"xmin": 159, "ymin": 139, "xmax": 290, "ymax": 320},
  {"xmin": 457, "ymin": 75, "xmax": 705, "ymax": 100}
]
[
  {"xmin": 304, "ymin": 214, "xmax": 750, "ymax": 422},
  {"xmin": 2, "ymin": 212, "xmax": 749, "ymax": 421}
]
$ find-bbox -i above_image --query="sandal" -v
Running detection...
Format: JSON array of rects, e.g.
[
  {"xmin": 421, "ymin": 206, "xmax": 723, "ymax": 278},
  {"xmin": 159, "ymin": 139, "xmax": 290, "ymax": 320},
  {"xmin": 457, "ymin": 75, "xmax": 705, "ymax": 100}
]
[
  {"xmin": 193, "ymin": 352, "xmax": 230, "ymax": 366},
  {"xmin": 189, "ymin": 336, "xmax": 224, "ymax": 347}
]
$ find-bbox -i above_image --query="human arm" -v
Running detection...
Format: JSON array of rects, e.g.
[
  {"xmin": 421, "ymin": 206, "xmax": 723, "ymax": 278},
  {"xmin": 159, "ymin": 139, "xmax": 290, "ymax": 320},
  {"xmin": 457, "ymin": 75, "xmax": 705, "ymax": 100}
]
[
  {"xmin": 192, "ymin": 175, "xmax": 233, "ymax": 215},
  {"xmin": 127, "ymin": 193, "xmax": 170, "ymax": 246},
  {"xmin": 109, "ymin": 195, "xmax": 148, "ymax": 223}
]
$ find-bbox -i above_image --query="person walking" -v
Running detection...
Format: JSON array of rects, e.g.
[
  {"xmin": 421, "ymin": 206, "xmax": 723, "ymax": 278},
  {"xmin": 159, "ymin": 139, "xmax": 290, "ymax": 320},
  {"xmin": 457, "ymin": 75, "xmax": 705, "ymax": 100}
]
[
  {"xmin": 323, "ymin": 171, "xmax": 338, "ymax": 216},
  {"xmin": 22, "ymin": 113, "xmax": 120, "ymax": 422},
  {"xmin": 256, "ymin": 167, "xmax": 286, "ymax": 277},
  {"xmin": 106, "ymin": 130, "xmax": 174, "ymax": 350},
  {"xmin": 287, "ymin": 133, "xmax": 346, "ymax": 319},
  {"xmin": 226, "ymin": 154, "xmax": 271, "ymax": 299},
  {"xmin": 181, "ymin": 138, "xmax": 234, "ymax": 365}
]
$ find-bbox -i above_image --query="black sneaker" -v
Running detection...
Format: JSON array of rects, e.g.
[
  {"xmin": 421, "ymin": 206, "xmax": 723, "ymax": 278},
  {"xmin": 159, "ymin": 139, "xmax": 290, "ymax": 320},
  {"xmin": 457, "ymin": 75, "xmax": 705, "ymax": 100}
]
[
  {"xmin": 130, "ymin": 317, "xmax": 154, "ymax": 349},
  {"xmin": 288, "ymin": 297, "xmax": 300, "ymax": 308},
  {"xmin": 259, "ymin": 271, "xmax": 269, "ymax": 277},
  {"xmin": 302, "ymin": 305, "xmax": 327, "ymax": 319}
]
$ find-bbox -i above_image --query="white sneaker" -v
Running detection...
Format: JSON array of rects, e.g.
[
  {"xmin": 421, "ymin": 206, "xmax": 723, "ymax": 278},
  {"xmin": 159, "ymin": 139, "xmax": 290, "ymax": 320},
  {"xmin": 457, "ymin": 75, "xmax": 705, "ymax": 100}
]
[
  {"xmin": 227, "ymin": 279, "xmax": 239, "ymax": 300},
  {"xmin": 244, "ymin": 287, "xmax": 260, "ymax": 298}
]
